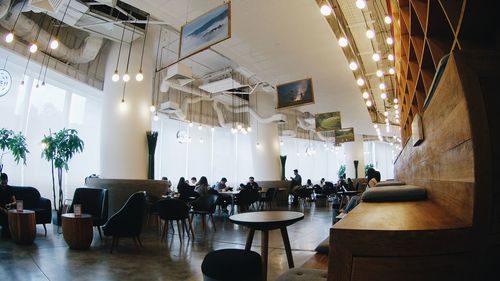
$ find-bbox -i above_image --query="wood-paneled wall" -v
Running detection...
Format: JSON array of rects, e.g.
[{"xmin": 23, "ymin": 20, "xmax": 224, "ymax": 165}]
[{"xmin": 394, "ymin": 52, "xmax": 474, "ymax": 224}]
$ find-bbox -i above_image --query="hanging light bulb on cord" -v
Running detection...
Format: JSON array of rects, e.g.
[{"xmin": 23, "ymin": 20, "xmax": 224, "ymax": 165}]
[{"xmin": 112, "ymin": 70, "xmax": 120, "ymax": 82}]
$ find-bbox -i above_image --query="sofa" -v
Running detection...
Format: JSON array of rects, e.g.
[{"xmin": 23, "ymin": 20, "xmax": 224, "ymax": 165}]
[{"xmin": 10, "ymin": 186, "xmax": 52, "ymax": 235}]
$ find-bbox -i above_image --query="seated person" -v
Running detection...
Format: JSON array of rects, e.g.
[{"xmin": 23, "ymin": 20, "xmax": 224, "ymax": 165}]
[
  {"xmin": 240, "ymin": 176, "xmax": 260, "ymax": 190},
  {"xmin": 340, "ymin": 168, "xmax": 379, "ymax": 215},
  {"xmin": 195, "ymin": 176, "xmax": 210, "ymax": 197},
  {"xmin": 346, "ymin": 178, "xmax": 354, "ymax": 191},
  {"xmin": 213, "ymin": 177, "xmax": 231, "ymax": 212},
  {"xmin": 161, "ymin": 176, "xmax": 172, "ymax": 195},
  {"xmin": 0, "ymin": 173, "xmax": 16, "ymax": 237},
  {"xmin": 289, "ymin": 169, "xmax": 302, "ymax": 204},
  {"xmin": 177, "ymin": 177, "xmax": 198, "ymax": 202},
  {"xmin": 190, "ymin": 177, "xmax": 197, "ymax": 186},
  {"xmin": 305, "ymin": 179, "xmax": 313, "ymax": 188}
]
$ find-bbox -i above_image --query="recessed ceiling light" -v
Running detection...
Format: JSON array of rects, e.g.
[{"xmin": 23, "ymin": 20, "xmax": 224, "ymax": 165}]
[
  {"xmin": 349, "ymin": 61, "xmax": 358, "ymax": 70},
  {"xmin": 376, "ymin": 70, "xmax": 383, "ymax": 77},
  {"xmin": 338, "ymin": 37, "xmax": 348, "ymax": 47},
  {"xmin": 384, "ymin": 16, "xmax": 392, "ymax": 24},
  {"xmin": 384, "ymin": 111, "xmax": 389, "ymax": 116},
  {"xmin": 366, "ymin": 100, "xmax": 372, "ymax": 107},
  {"xmin": 394, "ymin": 104, "xmax": 399, "ymax": 109},
  {"xmin": 372, "ymin": 53, "xmax": 380, "ymax": 61},
  {"xmin": 388, "ymin": 54, "xmax": 394, "ymax": 61},
  {"xmin": 357, "ymin": 78, "xmax": 365, "ymax": 86},
  {"xmin": 356, "ymin": 0, "xmax": 367, "ymax": 9},
  {"xmin": 389, "ymin": 68, "xmax": 395, "ymax": 75},
  {"xmin": 380, "ymin": 93, "xmax": 387, "ymax": 99},
  {"xmin": 379, "ymin": 83, "xmax": 386, "ymax": 90},
  {"xmin": 366, "ymin": 29, "xmax": 375, "ymax": 39},
  {"xmin": 386, "ymin": 37, "xmax": 394, "ymax": 45},
  {"xmin": 393, "ymin": 98, "xmax": 398, "ymax": 103},
  {"xmin": 320, "ymin": 4, "xmax": 332, "ymax": 16},
  {"xmin": 362, "ymin": 91, "xmax": 369, "ymax": 99}
]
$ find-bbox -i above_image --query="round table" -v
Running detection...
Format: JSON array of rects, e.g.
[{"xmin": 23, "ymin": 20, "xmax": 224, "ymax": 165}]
[
  {"xmin": 62, "ymin": 213, "xmax": 93, "ymax": 250},
  {"xmin": 229, "ymin": 211, "xmax": 304, "ymax": 281},
  {"xmin": 8, "ymin": 209, "xmax": 36, "ymax": 244}
]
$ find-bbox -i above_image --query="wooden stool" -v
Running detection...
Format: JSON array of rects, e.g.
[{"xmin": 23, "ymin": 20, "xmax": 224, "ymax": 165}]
[
  {"xmin": 62, "ymin": 213, "xmax": 93, "ymax": 250},
  {"xmin": 8, "ymin": 209, "xmax": 36, "ymax": 244}
]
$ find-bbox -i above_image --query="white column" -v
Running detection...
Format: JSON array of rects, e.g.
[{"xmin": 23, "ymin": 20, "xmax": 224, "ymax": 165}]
[
  {"xmin": 343, "ymin": 134, "xmax": 365, "ymax": 179},
  {"xmin": 249, "ymin": 92, "xmax": 281, "ymax": 180},
  {"xmin": 99, "ymin": 26, "xmax": 158, "ymax": 179}
]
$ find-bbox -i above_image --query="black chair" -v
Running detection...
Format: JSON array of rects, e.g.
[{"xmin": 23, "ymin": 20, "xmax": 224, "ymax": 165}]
[
  {"xmin": 179, "ymin": 186, "xmax": 200, "ymax": 204},
  {"xmin": 236, "ymin": 189, "xmax": 259, "ymax": 212},
  {"xmin": 201, "ymin": 249, "xmax": 262, "ymax": 281},
  {"xmin": 102, "ymin": 191, "xmax": 148, "ymax": 253},
  {"xmin": 258, "ymin": 188, "xmax": 276, "ymax": 210},
  {"xmin": 10, "ymin": 186, "xmax": 52, "ymax": 235},
  {"xmin": 156, "ymin": 198, "xmax": 194, "ymax": 243},
  {"xmin": 68, "ymin": 187, "xmax": 108, "ymax": 240},
  {"xmin": 190, "ymin": 194, "xmax": 218, "ymax": 234},
  {"xmin": 296, "ymin": 188, "xmax": 313, "ymax": 207}
]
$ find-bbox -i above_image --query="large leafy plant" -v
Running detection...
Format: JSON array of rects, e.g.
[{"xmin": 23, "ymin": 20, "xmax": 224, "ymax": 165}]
[
  {"xmin": 337, "ymin": 164, "xmax": 346, "ymax": 178},
  {"xmin": 41, "ymin": 128, "xmax": 84, "ymax": 214},
  {"xmin": 0, "ymin": 128, "xmax": 29, "ymax": 173}
]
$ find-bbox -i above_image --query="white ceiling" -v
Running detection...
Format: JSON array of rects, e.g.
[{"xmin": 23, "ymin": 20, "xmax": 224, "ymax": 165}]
[{"xmin": 123, "ymin": 0, "xmax": 376, "ymax": 135}]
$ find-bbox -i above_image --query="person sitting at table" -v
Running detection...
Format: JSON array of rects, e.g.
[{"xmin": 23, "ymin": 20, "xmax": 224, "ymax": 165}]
[
  {"xmin": 178, "ymin": 177, "xmax": 199, "ymax": 202},
  {"xmin": 195, "ymin": 176, "xmax": 210, "ymax": 197},
  {"xmin": 240, "ymin": 176, "xmax": 260, "ymax": 190},
  {"xmin": 305, "ymin": 179, "xmax": 313, "ymax": 188},
  {"xmin": 0, "ymin": 173, "xmax": 16, "ymax": 238},
  {"xmin": 290, "ymin": 169, "xmax": 302, "ymax": 204},
  {"xmin": 340, "ymin": 168, "xmax": 380, "ymax": 215},
  {"xmin": 319, "ymin": 178, "xmax": 326, "ymax": 187},
  {"xmin": 214, "ymin": 177, "xmax": 232, "ymax": 213},
  {"xmin": 190, "ymin": 177, "xmax": 197, "ymax": 186},
  {"xmin": 161, "ymin": 176, "xmax": 172, "ymax": 195}
]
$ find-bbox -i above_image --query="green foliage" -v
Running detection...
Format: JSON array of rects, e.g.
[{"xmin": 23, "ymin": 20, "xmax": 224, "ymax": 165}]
[
  {"xmin": 0, "ymin": 128, "xmax": 29, "ymax": 165},
  {"xmin": 337, "ymin": 164, "xmax": 346, "ymax": 178},
  {"xmin": 365, "ymin": 163, "xmax": 374, "ymax": 175},
  {"xmin": 41, "ymin": 128, "xmax": 84, "ymax": 171}
]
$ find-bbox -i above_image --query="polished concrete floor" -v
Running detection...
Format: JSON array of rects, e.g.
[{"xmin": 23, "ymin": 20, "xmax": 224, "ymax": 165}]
[{"xmin": 0, "ymin": 204, "xmax": 333, "ymax": 281}]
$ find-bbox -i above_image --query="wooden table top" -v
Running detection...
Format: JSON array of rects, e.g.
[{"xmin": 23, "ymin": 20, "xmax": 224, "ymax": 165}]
[
  {"xmin": 334, "ymin": 200, "xmax": 470, "ymax": 231},
  {"xmin": 230, "ymin": 211, "xmax": 304, "ymax": 230},
  {"xmin": 8, "ymin": 209, "xmax": 34, "ymax": 214},
  {"xmin": 62, "ymin": 213, "xmax": 92, "ymax": 219}
]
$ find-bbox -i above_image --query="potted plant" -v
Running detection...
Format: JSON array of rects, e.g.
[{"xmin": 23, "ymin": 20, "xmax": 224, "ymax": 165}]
[
  {"xmin": 337, "ymin": 164, "xmax": 346, "ymax": 179},
  {"xmin": 41, "ymin": 128, "xmax": 84, "ymax": 225},
  {"xmin": 0, "ymin": 128, "xmax": 29, "ymax": 173}
]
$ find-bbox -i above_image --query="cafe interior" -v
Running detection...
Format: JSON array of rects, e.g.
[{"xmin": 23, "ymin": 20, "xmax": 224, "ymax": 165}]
[{"xmin": 0, "ymin": 0, "xmax": 498, "ymax": 280}]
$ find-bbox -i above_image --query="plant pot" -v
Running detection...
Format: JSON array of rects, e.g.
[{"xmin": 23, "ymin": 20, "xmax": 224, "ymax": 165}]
[{"xmin": 52, "ymin": 210, "xmax": 62, "ymax": 226}]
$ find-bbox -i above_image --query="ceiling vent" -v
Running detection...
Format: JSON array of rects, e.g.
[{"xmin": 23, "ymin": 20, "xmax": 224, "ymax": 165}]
[
  {"xmin": 166, "ymin": 63, "xmax": 193, "ymax": 86},
  {"xmin": 199, "ymin": 77, "xmax": 242, "ymax": 94},
  {"xmin": 159, "ymin": 101, "xmax": 180, "ymax": 113},
  {"xmin": 30, "ymin": 0, "xmax": 64, "ymax": 12}
]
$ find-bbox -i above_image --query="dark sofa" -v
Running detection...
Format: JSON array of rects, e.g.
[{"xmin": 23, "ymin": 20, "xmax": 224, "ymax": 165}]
[{"xmin": 10, "ymin": 186, "xmax": 52, "ymax": 235}]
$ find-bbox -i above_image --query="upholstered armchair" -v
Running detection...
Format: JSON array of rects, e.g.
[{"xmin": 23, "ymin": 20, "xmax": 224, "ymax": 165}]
[
  {"xmin": 10, "ymin": 186, "xmax": 52, "ymax": 235},
  {"xmin": 68, "ymin": 187, "xmax": 108, "ymax": 240},
  {"xmin": 102, "ymin": 191, "xmax": 147, "ymax": 253}
]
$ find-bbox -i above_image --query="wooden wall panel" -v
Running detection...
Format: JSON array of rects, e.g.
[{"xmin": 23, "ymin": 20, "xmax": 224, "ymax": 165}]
[{"xmin": 394, "ymin": 53, "xmax": 474, "ymax": 224}]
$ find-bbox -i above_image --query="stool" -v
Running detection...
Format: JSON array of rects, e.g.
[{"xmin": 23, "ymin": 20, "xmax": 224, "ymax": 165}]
[
  {"xmin": 201, "ymin": 249, "xmax": 262, "ymax": 281},
  {"xmin": 275, "ymin": 268, "xmax": 327, "ymax": 281}
]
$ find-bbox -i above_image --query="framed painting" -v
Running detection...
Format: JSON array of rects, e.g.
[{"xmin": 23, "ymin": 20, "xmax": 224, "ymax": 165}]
[
  {"xmin": 335, "ymin": 127, "xmax": 355, "ymax": 143},
  {"xmin": 276, "ymin": 78, "xmax": 315, "ymax": 109},
  {"xmin": 315, "ymin": 111, "xmax": 342, "ymax": 132},
  {"xmin": 178, "ymin": 2, "xmax": 231, "ymax": 61}
]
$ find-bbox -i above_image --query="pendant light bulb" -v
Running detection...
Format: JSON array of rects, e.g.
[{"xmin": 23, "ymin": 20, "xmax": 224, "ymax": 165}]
[
  {"xmin": 149, "ymin": 105, "xmax": 156, "ymax": 113},
  {"xmin": 122, "ymin": 72, "xmax": 130, "ymax": 82},
  {"xmin": 50, "ymin": 39, "xmax": 59, "ymax": 49},
  {"xmin": 211, "ymin": 127, "xmax": 215, "ymax": 132},
  {"xmin": 356, "ymin": 0, "xmax": 366, "ymax": 9},
  {"xmin": 112, "ymin": 70, "xmax": 120, "ymax": 82},
  {"xmin": 135, "ymin": 71, "xmax": 144, "ymax": 82},
  {"xmin": 189, "ymin": 122, "xmax": 194, "ymax": 127},
  {"xmin": 237, "ymin": 123, "xmax": 242, "ymax": 130},
  {"xmin": 198, "ymin": 125, "xmax": 203, "ymax": 131},
  {"xmin": 247, "ymin": 126, "xmax": 252, "ymax": 132},
  {"xmin": 320, "ymin": 4, "xmax": 332, "ymax": 16},
  {"xmin": 29, "ymin": 43, "xmax": 38, "ymax": 53},
  {"xmin": 153, "ymin": 114, "xmax": 159, "ymax": 121},
  {"xmin": 5, "ymin": 32, "xmax": 14, "ymax": 43}
]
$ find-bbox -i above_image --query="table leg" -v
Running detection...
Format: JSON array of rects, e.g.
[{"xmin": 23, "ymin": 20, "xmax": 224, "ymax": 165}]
[
  {"xmin": 280, "ymin": 227, "xmax": 294, "ymax": 268},
  {"xmin": 245, "ymin": 228, "xmax": 255, "ymax": 250},
  {"xmin": 261, "ymin": 230, "xmax": 269, "ymax": 281}
]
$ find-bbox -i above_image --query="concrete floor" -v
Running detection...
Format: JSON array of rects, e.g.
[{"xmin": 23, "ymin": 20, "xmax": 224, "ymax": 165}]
[{"xmin": 0, "ymin": 204, "xmax": 333, "ymax": 281}]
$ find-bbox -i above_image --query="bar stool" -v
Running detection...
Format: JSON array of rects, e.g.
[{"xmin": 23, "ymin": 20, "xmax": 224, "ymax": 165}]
[{"xmin": 201, "ymin": 249, "xmax": 262, "ymax": 281}]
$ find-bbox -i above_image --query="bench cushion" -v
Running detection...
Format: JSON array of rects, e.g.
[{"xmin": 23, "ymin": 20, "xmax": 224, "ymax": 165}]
[
  {"xmin": 314, "ymin": 237, "xmax": 329, "ymax": 254},
  {"xmin": 275, "ymin": 268, "xmax": 327, "ymax": 281},
  {"xmin": 376, "ymin": 180, "xmax": 406, "ymax": 187},
  {"xmin": 361, "ymin": 185, "xmax": 427, "ymax": 202}
]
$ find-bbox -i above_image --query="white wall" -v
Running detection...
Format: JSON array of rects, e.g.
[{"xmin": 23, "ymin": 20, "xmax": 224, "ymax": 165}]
[{"xmin": 363, "ymin": 141, "xmax": 396, "ymax": 180}]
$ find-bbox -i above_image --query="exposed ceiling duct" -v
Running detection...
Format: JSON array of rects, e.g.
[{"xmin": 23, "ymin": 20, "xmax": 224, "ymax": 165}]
[{"xmin": 0, "ymin": 0, "xmax": 104, "ymax": 64}]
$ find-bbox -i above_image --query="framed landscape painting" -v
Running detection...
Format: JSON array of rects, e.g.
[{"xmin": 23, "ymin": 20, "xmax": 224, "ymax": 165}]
[
  {"xmin": 179, "ymin": 2, "xmax": 231, "ymax": 60},
  {"xmin": 315, "ymin": 111, "xmax": 342, "ymax": 132},
  {"xmin": 276, "ymin": 78, "xmax": 315, "ymax": 109},
  {"xmin": 335, "ymin": 127, "xmax": 355, "ymax": 143}
]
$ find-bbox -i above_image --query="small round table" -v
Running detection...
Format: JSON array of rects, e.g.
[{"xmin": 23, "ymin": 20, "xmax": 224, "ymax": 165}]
[
  {"xmin": 8, "ymin": 209, "xmax": 36, "ymax": 244},
  {"xmin": 229, "ymin": 211, "xmax": 304, "ymax": 281},
  {"xmin": 61, "ymin": 213, "xmax": 93, "ymax": 250}
]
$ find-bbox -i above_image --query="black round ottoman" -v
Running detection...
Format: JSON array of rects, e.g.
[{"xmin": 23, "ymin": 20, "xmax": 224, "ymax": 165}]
[{"xmin": 201, "ymin": 249, "xmax": 262, "ymax": 281}]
